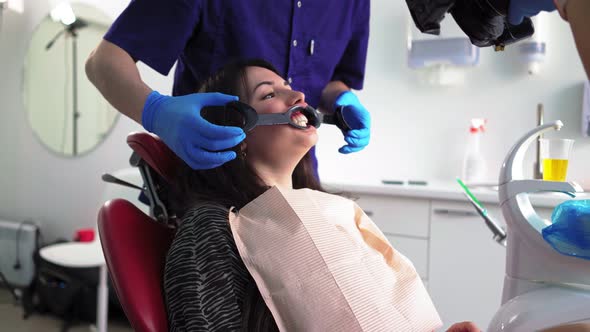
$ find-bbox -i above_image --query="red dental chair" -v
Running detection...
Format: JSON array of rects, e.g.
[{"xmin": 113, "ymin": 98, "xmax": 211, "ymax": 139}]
[{"xmin": 97, "ymin": 132, "xmax": 182, "ymax": 332}]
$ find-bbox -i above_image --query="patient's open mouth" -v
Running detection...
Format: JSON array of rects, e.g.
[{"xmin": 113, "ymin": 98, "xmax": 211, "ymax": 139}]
[{"xmin": 290, "ymin": 110, "xmax": 309, "ymax": 128}]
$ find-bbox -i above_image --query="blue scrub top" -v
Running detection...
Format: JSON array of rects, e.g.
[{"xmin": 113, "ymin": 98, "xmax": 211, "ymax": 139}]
[{"xmin": 104, "ymin": 0, "xmax": 370, "ymax": 108}]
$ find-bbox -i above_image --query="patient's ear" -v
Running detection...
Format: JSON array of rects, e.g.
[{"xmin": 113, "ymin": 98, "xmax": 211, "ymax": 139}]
[{"xmin": 238, "ymin": 142, "xmax": 248, "ymax": 159}]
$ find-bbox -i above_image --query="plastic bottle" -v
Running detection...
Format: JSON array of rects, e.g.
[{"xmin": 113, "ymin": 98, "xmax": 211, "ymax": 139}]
[{"xmin": 462, "ymin": 119, "xmax": 487, "ymax": 184}]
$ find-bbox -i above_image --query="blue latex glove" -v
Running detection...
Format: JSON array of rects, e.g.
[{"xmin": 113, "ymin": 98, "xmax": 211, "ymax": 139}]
[
  {"xmin": 542, "ymin": 200, "xmax": 590, "ymax": 260},
  {"xmin": 334, "ymin": 91, "xmax": 371, "ymax": 154},
  {"xmin": 142, "ymin": 91, "xmax": 245, "ymax": 169},
  {"xmin": 508, "ymin": 0, "xmax": 556, "ymax": 25}
]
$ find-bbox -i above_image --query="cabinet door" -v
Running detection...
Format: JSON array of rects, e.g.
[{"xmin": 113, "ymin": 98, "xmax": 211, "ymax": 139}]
[
  {"xmin": 353, "ymin": 194, "xmax": 431, "ymax": 280},
  {"xmin": 385, "ymin": 234, "xmax": 429, "ymax": 281},
  {"xmin": 353, "ymin": 194, "xmax": 431, "ymax": 238},
  {"xmin": 429, "ymin": 200, "xmax": 506, "ymax": 331}
]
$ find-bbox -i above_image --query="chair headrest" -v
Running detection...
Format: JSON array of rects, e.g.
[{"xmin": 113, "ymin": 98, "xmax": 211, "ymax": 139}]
[{"xmin": 126, "ymin": 132, "xmax": 182, "ymax": 184}]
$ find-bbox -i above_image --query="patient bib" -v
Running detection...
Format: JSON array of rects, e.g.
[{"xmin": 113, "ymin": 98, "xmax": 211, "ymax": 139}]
[{"xmin": 228, "ymin": 186, "xmax": 442, "ymax": 332}]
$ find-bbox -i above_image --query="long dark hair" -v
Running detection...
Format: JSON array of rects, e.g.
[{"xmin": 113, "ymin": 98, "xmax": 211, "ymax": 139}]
[{"xmin": 171, "ymin": 58, "xmax": 323, "ymax": 215}]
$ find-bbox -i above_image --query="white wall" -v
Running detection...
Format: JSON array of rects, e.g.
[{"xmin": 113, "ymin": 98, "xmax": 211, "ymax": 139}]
[
  {"xmin": 0, "ymin": 0, "xmax": 588, "ymax": 241},
  {"xmin": 317, "ymin": 1, "xmax": 589, "ymax": 186}
]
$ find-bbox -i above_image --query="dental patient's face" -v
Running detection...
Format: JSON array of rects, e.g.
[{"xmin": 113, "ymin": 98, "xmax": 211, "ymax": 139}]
[{"xmin": 243, "ymin": 66, "xmax": 318, "ymax": 167}]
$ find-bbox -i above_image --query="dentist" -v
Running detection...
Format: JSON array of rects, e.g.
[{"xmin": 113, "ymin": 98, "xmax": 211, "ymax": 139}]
[{"xmin": 85, "ymin": 0, "xmax": 371, "ymax": 172}]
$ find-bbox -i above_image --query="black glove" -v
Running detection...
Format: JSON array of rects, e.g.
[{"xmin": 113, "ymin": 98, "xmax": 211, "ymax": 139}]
[
  {"xmin": 450, "ymin": 0, "xmax": 505, "ymax": 47},
  {"xmin": 405, "ymin": 0, "xmax": 455, "ymax": 35},
  {"xmin": 406, "ymin": 0, "xmax": 534, "ymax": 49}
]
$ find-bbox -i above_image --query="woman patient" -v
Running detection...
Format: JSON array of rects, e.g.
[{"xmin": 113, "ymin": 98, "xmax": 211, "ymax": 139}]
[
  {"xmin": 164, "ymin": 59, "xmax": 479, "ymax": 332},
  {"xmin": 165, "ymin": 59, "xmax": 318, "ymax": 331}
]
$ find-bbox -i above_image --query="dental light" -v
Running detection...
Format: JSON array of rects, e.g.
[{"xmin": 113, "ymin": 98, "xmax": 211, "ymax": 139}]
[{"xmin": 406, "ymin": 0, "xmax": 535, "ymax": 50}]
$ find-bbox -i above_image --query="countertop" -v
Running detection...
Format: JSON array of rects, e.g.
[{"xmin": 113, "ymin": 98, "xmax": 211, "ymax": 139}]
[{"xmin": 323, "ymin": 180, "xmax": 590, "ymax": 208}]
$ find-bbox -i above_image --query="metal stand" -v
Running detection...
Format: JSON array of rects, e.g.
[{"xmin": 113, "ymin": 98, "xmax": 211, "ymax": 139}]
[
  {"xmin": 96, "ymin": 265, "xmax": 108, "ymax": 332},
  {"xmin": 533, "ymin": 103, "xmax": 544, "ymax": 179},
  {"xmin": 70, "ymin": 28, "xmax": 80, "ymax": 155},
  {"xmin": 45, "ymin": 19, "xmax": 87, "ymax": 155}
]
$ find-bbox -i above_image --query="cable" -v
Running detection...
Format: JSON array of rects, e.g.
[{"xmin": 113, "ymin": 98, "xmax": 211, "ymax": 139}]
[{"xmin": 14, "ymin": 220, "xmax": 38, "ymax": 271}]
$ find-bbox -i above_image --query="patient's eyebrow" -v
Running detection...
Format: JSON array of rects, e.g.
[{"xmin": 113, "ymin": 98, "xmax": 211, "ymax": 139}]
[
  {"xmin": 252, "ymin": 81, "xmax": 274, "ymax": 94},
  {"xmin": 252, "ymin": 80, "xmax": 291, "ymax": 94}
]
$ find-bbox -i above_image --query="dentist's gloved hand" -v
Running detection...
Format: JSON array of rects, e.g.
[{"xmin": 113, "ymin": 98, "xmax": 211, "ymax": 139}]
[
  {"xmin": 334, "ymin": 91, "xmax": 371, "ymax": 154},
  {"xmin": 142, "ymin": 90, "xmax": 245, "ymax": 169},
  {"xmin": 508, "ymin": 0, "xmax": 556, "ymax": 25}
]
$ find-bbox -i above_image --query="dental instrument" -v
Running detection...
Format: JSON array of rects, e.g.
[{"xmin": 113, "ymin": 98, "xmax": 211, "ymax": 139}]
[
  {"xmin": 464, "ymin": 120, "xmax": 590, "ymax": 331},
  {"xmin": 456, "ymin": 178, "xmax": 507, "ymax": 246},
  {"xmin": 201, "ymin": 101, "xmax": 352, "ymax": 132}
]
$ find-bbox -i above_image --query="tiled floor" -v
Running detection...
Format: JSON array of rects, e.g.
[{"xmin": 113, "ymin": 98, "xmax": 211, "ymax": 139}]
[{"xmin": 0, "ymin": 288, "xmax": 132, "ymax": 332}]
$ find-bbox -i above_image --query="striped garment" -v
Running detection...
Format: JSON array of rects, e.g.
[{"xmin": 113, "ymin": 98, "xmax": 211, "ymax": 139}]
[{"xmin": 164, "ymin": 203, "xmax": 278, "ymax": 331}]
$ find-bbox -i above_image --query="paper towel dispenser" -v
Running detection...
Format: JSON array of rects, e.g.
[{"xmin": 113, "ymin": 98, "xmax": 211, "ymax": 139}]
[
  {"xmin": 406, "ymin": 11, "xmax": 480, "ymax": 70},
  {"xmin": 408, "ymin": 37, "xmax": 480, "ymax": 68}
]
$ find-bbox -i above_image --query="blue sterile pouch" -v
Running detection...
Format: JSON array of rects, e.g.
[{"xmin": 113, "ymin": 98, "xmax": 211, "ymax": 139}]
[{"xmin": 542, "ymin": 200, "xmax": 590, "ymax": 260}]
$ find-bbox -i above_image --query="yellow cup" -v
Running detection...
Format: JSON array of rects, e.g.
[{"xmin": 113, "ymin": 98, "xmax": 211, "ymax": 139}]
[{"xmin": 540, "ymin": 138, "xmax": 574, "ymax": 182}]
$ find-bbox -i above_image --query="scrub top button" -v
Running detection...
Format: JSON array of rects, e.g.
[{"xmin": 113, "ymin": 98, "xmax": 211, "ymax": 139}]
[
  {"xmin": 293, "ymin": 39, "xmax": 298, "ymax": 47},
  {"xmin": 297, "ymin": 1, "xmax": 302, "ymax": 8},
  {"xmin": 288, "ymin": 77, "xmax": 293, "ymax": 84}
]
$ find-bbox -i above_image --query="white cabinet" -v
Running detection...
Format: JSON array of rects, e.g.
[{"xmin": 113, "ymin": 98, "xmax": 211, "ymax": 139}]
[
  {"xmin": 429, "ymin": 200, "xmax": 506, "ymax": 331},
  {"xmin": 346, "ymin": 188, "xmax": 560, "ymax": 332},
  {"xmin": 385, "ymin": 234, "xmax": 429, "ymax": 279},
  {"xmin": 354, "ymin": 194, "xmax": 431, "ymax": 281},
  {"xmin": 354, "ymin": 194, "xmax": 430, "ymax": 237}
]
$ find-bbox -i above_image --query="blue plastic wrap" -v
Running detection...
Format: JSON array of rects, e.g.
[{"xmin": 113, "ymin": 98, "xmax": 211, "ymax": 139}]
[{"xmin": 542, "ymin": 200, "xmax": 590, "ymax": 260}]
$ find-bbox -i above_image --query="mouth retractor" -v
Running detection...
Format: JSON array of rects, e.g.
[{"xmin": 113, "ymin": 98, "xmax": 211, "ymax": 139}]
[
  {"xmin": 288, "ymin": 105, "xmax": 321, "ymax": 129},
  {"xmin": 201, "ymin": 101, "xmax": 324, "ymax": 132}
]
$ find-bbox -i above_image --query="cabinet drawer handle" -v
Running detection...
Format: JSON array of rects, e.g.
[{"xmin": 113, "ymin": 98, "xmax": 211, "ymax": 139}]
[{"xmin": 433, "ymin": 208, "xmax": 478, "ymax": 217}]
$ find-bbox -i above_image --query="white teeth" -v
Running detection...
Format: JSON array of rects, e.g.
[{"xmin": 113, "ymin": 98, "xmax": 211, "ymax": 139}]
[{"xmin": 291, "ymin": 112, "xmax": 308, "ymax": 127}]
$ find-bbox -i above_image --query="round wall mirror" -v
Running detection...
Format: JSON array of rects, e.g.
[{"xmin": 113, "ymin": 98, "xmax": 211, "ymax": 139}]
[{"xmin": 23, "ymin": 3, "xmax": 118, "ymax": 157}]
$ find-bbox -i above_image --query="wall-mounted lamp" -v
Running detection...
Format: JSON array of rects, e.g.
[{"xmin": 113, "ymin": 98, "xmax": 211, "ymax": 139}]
[{"xmin": 50, "ymin": 1, "xmax": 76, "ymax": 26}]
